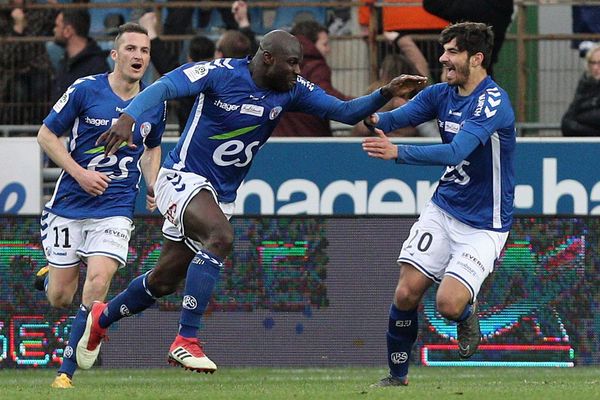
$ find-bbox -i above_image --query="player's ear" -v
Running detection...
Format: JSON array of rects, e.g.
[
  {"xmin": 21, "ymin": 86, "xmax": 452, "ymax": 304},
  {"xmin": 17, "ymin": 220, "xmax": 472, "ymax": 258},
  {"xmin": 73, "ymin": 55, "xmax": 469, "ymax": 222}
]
[
  {"xmin": 262, "ymin": 50, "xmax": 274, "ymax": 65},
  {"xmin": 110, "ymin": 48, "xmax": 118, "ymax": 63}
]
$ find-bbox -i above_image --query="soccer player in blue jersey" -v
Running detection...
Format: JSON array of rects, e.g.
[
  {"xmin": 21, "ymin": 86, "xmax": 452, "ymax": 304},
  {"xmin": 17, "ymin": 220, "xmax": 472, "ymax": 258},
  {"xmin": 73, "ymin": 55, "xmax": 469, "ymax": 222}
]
[
  {"xmin": 74, "ymin": 29, "xmax": 427, "ymax": 374},
  {"xmin": 361, "ymin": 22, "xmax": 516, "ymax": 387},
  {"xmin": 35, "ymin": 23, "xmax": 166, "ymax": 388}
]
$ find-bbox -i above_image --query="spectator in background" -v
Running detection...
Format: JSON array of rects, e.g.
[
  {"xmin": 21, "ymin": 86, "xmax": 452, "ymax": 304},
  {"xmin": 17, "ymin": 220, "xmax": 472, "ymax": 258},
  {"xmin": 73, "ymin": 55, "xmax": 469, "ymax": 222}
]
[
  {"xmin": 422, "ymin": 0, "xmax": 514, "ymax": 76},
  {"xmin": 139, "ymin": 11, "xmax": 215, "ymax": 134},
  {"xmin": 51, "ymin": 9, "xmax": 110, "ymax": 103},
  {"xmin": 215, "ymin": 30, "xmax": 252, "ymax": 59},
  {"xmin": 352, "ymin": 52, "xmax": 432, "ymax": 137},
  {"xmin": 230, "ymin": 0, "xmax": 258, "ymax": 54},
  {"xmin": 572, "ymin": 5, "xmax": 600, "ymax": 57},
  {"xmin": 0, "ymin": 0, "xmax": 56, "ymax": 125},
  {"xmin": 273, "ymin": 20, "xmax": 351, "ymax": 137},
  {"xmin": 561, "ymin": 45, "xmax": 600, "ymax": 137},
  {"xmin": 358, "ymin": 0, "xmax": 448, "ymax": 81}
]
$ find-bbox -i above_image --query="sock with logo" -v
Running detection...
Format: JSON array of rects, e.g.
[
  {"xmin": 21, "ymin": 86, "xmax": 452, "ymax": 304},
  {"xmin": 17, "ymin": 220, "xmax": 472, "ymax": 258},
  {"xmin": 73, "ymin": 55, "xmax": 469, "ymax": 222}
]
[
  {"xmin": 58, "ymin": 304, "xmax": 88, "ymax": 378},
  {"xmin": 98, "ymin": 271, "xmax": 157, "ymax": 329},
  {"xmin": 454, "ymin": 302, "xmax": 473, "ymax": 322},
  {"xmin": 178, "ymin": 250, "xmax": 222, "ymax": 338},
  {"xmin": 386, "ymin": 304, "xmax": 418, "ymax": 379}
]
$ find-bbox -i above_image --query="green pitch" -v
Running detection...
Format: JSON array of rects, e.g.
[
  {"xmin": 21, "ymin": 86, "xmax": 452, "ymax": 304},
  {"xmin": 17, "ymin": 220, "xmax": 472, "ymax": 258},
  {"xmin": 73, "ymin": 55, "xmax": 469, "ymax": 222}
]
[{"xmin": 1, "ymin": 367, "xmax": 598, "ymax": 400}]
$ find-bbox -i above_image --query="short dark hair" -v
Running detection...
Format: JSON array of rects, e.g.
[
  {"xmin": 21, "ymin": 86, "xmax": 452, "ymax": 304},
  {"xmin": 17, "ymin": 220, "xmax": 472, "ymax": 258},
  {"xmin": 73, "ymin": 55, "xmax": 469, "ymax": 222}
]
[
  {"xmin": 217, "ymin": 30, "xmax": 252, "ymax": 58},
  {"xmin": 290, "ymin": 20, "xmax": 327, "ymax": 44},
  {"xmin": 113, "ymin": 23, "xmax": 148, "ymax": 49},
  {"xmin": 439, "ymin": 22, "xmax": 494, "ymax": 70},
  {"xmin": 189, "ymin": 34, "xmax": 215, "ymax": 62},
  {"xmin": 62, "ymin": 9, "xmax": 91, "ymax": 37}
]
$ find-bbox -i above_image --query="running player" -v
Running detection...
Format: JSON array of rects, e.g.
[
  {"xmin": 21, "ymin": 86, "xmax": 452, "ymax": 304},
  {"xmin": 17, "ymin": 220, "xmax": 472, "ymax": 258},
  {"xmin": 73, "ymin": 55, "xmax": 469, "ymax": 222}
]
[
  {"xmin": 361, "ymin": 22, "xmax": 516, "ymax": 387},
  {"xmin": 75, "ymin": 30, "xmax": 428, "ymax": 374},
  {"xmin": 36, "ymin": 23, "xmax": 166, "ymax": 388}
]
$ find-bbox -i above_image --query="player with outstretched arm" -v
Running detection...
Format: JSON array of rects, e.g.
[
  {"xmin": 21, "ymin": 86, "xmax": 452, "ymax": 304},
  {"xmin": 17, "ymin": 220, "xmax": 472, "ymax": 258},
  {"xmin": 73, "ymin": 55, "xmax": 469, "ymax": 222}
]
[{"xmin": 362, "ymin": 22, "xmax": 516, "ymax": 387}]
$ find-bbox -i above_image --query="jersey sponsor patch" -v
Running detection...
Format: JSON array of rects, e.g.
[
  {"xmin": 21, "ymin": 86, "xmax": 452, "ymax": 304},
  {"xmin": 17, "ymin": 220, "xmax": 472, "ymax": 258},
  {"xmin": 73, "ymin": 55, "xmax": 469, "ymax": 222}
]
[
  {"xmin": 52, "ymin": 87, "xmax": 75, "ymax": 113},
  {"xmin": 183, "ymin": 63, "xmax": 210, "ymax": 82},
  {"xmin": 84, "ymin": 116, "xmax": 110, "ymax": 127},
  {"xmin": 444, "ymin": 121, "xmax": 460, "ymax": 134},
  {"xmin": 240, "ymin": 104, "xmax": 264, "ymax": 117}
]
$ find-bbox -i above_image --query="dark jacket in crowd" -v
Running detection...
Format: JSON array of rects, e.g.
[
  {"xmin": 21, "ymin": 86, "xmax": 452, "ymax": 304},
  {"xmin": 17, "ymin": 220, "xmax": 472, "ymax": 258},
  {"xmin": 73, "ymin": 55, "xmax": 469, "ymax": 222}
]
[
  {"xmin": 423, "ymin": 0, "xmax": 514, "ymax": 68},
  {"xmin": 51, "ymin": 39, "xmax": 110, "ymax": 103},
  {"xmin": 273, "ymin": 35, "xmax": 351, "ymax": 137},
  {"xmin": 561, "ymin": 74, "xmax": 600, "ymax": 136}
]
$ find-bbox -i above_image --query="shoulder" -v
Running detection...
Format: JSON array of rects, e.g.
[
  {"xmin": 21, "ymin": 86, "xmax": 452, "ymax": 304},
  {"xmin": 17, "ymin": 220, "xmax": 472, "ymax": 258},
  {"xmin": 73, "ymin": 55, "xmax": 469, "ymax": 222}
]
[{"xmin": 179, "ymin": 58, "xmax": 241, "ymax": 82}]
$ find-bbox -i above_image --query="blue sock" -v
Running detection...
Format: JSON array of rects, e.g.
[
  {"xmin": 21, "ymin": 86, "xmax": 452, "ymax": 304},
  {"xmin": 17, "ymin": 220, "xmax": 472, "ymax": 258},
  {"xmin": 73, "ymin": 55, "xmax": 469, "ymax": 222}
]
[
  {"xmin": 455, "ymin": 303, "xmax": 473, "ymax": 322},
  {"xmin": 58, "ymin": 304, "xmax": 88, "ymax": 378},
  {"xmin": 99, "ymin": 271, "xmax": 157, "ymax": 329},
  {"xmin": 178, "ymin": 250, "xmax": 222, "ymax": 338},
  {"xmin": 386, "ymin": 304, "xmax": 418, "ymax": 379},
  {"xmin": 44, "ymin": 275, "xmax": 49, "ymax": 293}
]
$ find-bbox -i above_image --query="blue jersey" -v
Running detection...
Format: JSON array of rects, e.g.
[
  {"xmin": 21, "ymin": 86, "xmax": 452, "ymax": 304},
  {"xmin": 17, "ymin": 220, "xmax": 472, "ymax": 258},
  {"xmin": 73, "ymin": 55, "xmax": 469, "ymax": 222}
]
[
  {"xmin": 44, "ymin": 74, "xmax": 166, "ymax": 220},
  {"xmin": 149, "ymin": 57, "xmax": 387, "ymax": 203},
  {"xmin": 382, "ymin": 77, "xmax": 515, "ymax": 231}
]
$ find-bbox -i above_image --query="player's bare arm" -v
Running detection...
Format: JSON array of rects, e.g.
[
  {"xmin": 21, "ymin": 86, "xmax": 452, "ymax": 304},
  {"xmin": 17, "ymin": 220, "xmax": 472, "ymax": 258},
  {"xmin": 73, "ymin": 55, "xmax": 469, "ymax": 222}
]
[
  {"xmin": 381, "ymin": 74, "xmax": 428, "ymax": 99},
  {"xmin": 96, "ymin": 113, "xmax": 137, "ymax": 156},
  {"xmin": 140, "ymin": 145, "xmax": 161, "ymax": 212},
  {"xmin": 37, "ymin": 124, "xmax": 111, "ymax": 196},
  {"xmin": 362, "ymin": 128, "xmax": 399, "ymax": 160}
]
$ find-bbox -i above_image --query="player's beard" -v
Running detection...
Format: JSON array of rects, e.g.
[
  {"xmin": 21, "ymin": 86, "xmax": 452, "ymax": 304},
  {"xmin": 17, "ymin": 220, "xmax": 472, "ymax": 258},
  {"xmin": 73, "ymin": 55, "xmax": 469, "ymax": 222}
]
[{"xmin": 447, "ymin": 61, "xmax": 470, "ymax": 87}]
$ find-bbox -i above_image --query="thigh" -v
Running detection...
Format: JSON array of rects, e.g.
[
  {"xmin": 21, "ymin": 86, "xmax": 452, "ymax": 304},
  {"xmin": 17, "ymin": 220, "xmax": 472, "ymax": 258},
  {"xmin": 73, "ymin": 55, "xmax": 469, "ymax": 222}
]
[
  {"xmin": 41, "ymin": 212, "xmax": 83, "ymax": 268},
  {"xmin": 155, "ymin": 168, "xmax": 233, "ymax": 250},
  {"xmin": 79, "ymin": 217, "xmax": 133, "ymax": 268},
  {"xmin": 445, "ymin": 226, "xmax": 509, "ymax": 300},
  {"xmin": 397, "ymin": 202, "xmax": 452, "ymax": 283}
]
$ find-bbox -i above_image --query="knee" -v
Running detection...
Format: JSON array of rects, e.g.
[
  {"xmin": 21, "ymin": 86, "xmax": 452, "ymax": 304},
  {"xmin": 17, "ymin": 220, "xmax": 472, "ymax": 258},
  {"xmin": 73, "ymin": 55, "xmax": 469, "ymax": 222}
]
[
  {"xmin": 204, "ymin": 225, "xmax": 234, "ymax": 259},
  {"xmin": 147, "ymin": 269, "xmax": 184, "ymax": 297},
  {"xmin": 436, "ymin": 294, "xmax": 466, "ymax": 321},
  {"xmin": 85, "ymin": 273, "xmax": 112, "ymax": 294},
  {"xmin": 47, "ymin": 291, "xmax": 74, "ymax": 309},
  {"xmin": 393, "ymin": 284, "xmax": 421, "ymax": 310}
]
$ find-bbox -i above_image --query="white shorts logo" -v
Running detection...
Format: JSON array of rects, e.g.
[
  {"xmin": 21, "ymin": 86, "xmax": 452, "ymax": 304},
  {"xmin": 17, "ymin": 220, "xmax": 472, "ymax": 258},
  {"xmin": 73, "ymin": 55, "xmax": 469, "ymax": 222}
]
[
  {"xmin": 64, "ymin": 346, "xmax": 74, "ymax": 358},
  {"xmin": 390, "ymin": 352, "xmax": 408, "ymax": 364},
  {"xmin": 182, "ymin": 295, "xmax": 198, "ymax": 310},
  {"xmin": 120, "ymin": 304, "xmax": 131, "ymax": 317}
]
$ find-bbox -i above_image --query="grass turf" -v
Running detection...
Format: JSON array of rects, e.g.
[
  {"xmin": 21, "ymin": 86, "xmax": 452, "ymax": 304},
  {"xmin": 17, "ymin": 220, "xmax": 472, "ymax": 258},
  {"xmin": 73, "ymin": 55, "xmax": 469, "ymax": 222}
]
[{"xmin": 1, "ymin": 367, "xmax": 599, "ymax": 400}]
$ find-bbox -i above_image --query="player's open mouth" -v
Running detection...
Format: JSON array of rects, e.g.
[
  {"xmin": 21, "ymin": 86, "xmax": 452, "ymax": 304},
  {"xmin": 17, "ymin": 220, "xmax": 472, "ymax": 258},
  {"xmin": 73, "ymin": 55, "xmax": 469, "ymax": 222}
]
[{"xmin": 131, "ymin": 63, "xmax": 143, "ymax": 71}]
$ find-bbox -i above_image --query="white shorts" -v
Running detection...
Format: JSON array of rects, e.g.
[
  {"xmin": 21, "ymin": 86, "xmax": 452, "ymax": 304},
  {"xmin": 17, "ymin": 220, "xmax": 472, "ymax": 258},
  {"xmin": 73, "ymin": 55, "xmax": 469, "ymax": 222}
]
[
  {"xmin": 40, "ymin": 212, "xmax": 133, "ymax": 268},
  {"xmin": 155, "ymin": 167, "xmax": 234, "ymax": 252},
  {"xmin": 398, "ymin": 202, "xmax": 508, "ymax": 300}
]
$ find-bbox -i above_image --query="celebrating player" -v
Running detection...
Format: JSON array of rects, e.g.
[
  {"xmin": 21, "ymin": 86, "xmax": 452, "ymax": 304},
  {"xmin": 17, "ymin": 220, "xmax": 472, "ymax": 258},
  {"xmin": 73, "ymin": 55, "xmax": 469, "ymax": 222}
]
[
  {"xmin": 74, "ymin": 30, "xmax": 427, "ymax": 374},
  {"xmin": 362, "ymin": 22, "xmax": 516, "ymax": 387},
  {"xmin": 35, "ymin": 23, "xmax": 165, "ymax": 388}
]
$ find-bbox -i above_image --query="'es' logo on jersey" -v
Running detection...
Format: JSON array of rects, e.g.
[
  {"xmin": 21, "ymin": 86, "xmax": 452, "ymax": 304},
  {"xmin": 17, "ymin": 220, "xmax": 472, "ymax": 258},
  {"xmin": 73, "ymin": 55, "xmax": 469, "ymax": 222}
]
[
  {"xmin": 184, "ymin": 63, "xmax": 210, "ymax": 82},
  {"xmin": 166, "ymin": 202, "xmax": 177, "ymax": 224},
  {"xmin": 269, "ymin": 106, "xmax": 282, "ymax": 120}
]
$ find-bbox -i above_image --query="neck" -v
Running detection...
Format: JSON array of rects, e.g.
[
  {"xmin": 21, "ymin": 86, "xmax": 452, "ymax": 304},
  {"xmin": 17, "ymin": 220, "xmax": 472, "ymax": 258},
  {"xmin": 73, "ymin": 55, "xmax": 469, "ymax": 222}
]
[
  {"xmin": 457, "ymin": 69, "xmax": 488, "ymax": 96},
  {"xmin": 108, "ymin": 71, "xmax": 140, "ymax": 100},
  {"xmin": 248, "ymin": 56, "xmax": 267, "ymax": 89},
  {"xmin": 66, "ymin": 36, "xmax": 88, "ymax": 58}
]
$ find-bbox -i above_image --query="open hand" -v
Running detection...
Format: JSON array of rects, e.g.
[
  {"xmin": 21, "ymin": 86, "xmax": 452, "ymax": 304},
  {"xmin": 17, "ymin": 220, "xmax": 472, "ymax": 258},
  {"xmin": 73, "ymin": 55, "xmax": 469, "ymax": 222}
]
[
  {"xmin": 362, "ymin": 128, "xmax": 398, "ymax": 160},
  {"xmin": 96, "ymin": 113, "xmax": 136, "ymax": 156},
  {"xmin": 382, "ymin": 74, "xmax": 428, "ymax": 98}
]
